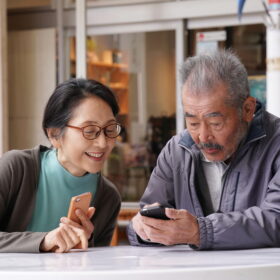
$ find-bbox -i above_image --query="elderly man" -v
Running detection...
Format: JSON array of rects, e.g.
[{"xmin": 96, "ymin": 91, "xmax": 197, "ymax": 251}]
[{"xmin": 127, "ymin": 49, "xmax": 280, "ymax": 250}]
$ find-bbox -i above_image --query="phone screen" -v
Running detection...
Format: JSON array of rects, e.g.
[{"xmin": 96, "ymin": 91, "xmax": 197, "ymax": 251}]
[{"xmin": 140, "ymin": 205, "xmax": 170, "ymax": 220}]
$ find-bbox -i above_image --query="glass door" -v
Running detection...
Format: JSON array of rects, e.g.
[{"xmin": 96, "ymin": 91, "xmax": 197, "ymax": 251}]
[
  {"xmin": 65, "ymin": 17, "xmax": 184, "ymax": 245},
  {"xmin": 69, "ymin": 30, "xmax": 177, "ymax": 201}
]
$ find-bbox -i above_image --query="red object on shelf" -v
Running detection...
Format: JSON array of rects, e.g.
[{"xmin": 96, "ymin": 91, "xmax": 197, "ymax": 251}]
[{"xmin": 269, "ymin": 0, "xmax": 280, "ymax": 3}]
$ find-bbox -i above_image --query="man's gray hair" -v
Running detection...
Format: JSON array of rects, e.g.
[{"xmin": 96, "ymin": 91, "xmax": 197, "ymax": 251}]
[{"xmin": 180, "ymin": 49, "xmax": 249, "ymax": 108}]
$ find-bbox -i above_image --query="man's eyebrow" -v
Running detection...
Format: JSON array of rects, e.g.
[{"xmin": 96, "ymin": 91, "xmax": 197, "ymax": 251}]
[
  {"xmin": 185, "ymin": 112, "xmax": 223, "ymax": 118},
  {"xmin": 184, "ymin": 112, "xmax": 195, "ymax": 118},
  {"xmin": 184, "ymin": 112, "xmax": 224, "ymax": 118},
  {"xmin": 204, "ymin": 112, "xmax": 223, "ymax": 118}
]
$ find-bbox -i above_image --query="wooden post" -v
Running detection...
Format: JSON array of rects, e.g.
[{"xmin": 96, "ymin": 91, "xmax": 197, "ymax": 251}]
[{"xmin": 0, "ymin": 0, "xmax": 8, "ymax": 154}]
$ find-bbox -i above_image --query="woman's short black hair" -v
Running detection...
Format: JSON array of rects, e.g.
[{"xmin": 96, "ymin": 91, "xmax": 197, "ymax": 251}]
[{"xmin": 42, "ymin": 78, "xmax": 119, "ymax": 138}]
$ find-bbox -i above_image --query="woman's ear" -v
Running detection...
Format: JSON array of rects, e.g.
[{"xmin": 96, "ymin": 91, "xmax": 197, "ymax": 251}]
[
  {"xmin": 242, "ymin": 96, "xmax": 256, "ymax": 123},
  {"xmin": 47, "ymin": 128, "xmax": 62, "ymax": 148}
]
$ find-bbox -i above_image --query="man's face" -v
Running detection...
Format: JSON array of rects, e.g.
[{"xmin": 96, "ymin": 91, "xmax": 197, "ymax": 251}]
[{"xmin": 182, "ymin": 83, "xmax": 253, "ymax": 162}]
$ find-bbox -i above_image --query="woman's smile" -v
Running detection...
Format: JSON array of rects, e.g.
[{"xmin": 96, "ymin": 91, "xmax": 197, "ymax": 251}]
[{"xmin": 85, "ymin": 151, "xmax": 105, "ymax": 161}]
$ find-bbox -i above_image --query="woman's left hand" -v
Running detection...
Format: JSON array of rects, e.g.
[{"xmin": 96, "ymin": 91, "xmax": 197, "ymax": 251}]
[{"xmin": 60, "ymin": 207, "xmax": 95, "ymax": 239}]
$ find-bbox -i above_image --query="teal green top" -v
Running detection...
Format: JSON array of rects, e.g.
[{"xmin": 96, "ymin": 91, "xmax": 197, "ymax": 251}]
[{"xmin": 27, "ymin": 149, "xmax": 98, "ymax": 232}]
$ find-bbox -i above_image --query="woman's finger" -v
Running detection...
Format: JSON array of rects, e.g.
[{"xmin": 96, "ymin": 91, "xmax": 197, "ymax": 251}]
[
  {"xmin": 54, "ymin": 231, "xmax": 67, "ymax": 253},
  {"xmin": 75, "ymin": 209, "xmax": 94, "ymax": 238},
  {"xmin": 69, "ymin": 225, "xmax": 88, "ymax": 250},
  {"xmin": 60, "ymin": 216, "xmax": 82, "ymax": 229},
  {"xmin": 87, "ymin": 207, "xmax": 95, "ymax": 219},
  {"xmin": 59, "ymin": 223, "xmax": 80, "ymax": 250}
]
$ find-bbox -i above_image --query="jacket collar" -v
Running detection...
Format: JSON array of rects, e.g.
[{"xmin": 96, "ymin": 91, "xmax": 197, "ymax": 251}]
[{"xmin": 179, "ymin": 100, "xmax": 266, "ymax": 149}]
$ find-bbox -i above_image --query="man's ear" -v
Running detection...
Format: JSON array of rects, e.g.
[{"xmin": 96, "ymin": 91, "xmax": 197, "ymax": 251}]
[
  {"xmin": 242, "ymin": 96, "xmax": 256, "ymax": 123},
  {"xmin": 47, "ymin": 128, "xmax": 62, "ymax": 148}
]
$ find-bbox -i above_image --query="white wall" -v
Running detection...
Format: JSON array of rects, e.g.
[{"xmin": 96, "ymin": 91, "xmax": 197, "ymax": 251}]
[{"xmin": 8, "ymin": 28, "xmax": 56, "ymax": 149}]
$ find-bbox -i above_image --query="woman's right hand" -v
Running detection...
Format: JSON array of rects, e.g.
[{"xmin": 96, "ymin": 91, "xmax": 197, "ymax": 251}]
[{"xmin": 40, "ymin": 223, "xmax": 88, "ymax": 253}]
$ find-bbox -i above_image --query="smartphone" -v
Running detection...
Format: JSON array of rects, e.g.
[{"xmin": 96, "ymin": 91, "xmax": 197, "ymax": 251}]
[
  {"xmin": 67, "ymin": 192, "xmax": 92, "ymax": 224},
  {"xmin": 140, "ymin": 205, "xmax": 170, "ymax": 220}
]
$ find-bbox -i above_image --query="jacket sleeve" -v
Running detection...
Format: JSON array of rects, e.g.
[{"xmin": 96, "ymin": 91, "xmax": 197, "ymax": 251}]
[
  {"xmin": 127, "ymin": 140, "xmax": 176, "ymax": 246},
  {"xmin": 0, "ymin": 232, "xmax": 46, "ymax": 253},
  {"xmin": 0, "ymin": 150, "xmax": 47, "ymax": 253},
  {"xmin": 93, "ymin": 200, "xmax": 121, "ymax": 247},
  {"xmin": 198, "ymin": 169, "xmax": 280, "ymax": 250},
  {"xmin": 92, "ymin": 182, "xmax": 121, "ymax": 247}
]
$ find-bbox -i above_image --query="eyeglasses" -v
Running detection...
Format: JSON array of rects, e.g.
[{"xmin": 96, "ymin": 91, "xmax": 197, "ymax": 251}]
[{"xmin": 66, "ymin": 123, "xmax": 122, "ymax": 140}]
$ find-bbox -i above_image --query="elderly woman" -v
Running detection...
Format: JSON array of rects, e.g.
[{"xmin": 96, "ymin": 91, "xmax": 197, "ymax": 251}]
[{"xmin": 0, "ymin": 78, "xmax": 121, "ymax": 253}]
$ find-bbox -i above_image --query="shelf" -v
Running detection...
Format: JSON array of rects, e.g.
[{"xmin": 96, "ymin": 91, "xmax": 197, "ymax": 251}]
[
  {"xmin": 89, "ymin": 61, "xmax": 128, "ymax": 69},
  {"xmin": 109, "ymin": 83, "xmax": 127, "ymax": 91},
  {"xmin": 85, "ymin": 58, "xmax": 129, "ymax": 116}
]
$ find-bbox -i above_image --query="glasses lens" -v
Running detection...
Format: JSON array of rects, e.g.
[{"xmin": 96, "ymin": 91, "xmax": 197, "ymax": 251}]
[
  {"xmin": 83, "ymin": 125, "xmax": 100, "ymax": 139},
  {"xmin": 104, "ymin": 124, "xmax": 121, "ymax": 138}
]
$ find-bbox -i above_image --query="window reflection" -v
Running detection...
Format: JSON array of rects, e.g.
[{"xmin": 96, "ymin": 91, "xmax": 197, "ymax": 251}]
[{"xmin": 69, "ymin": 31, "xmax": 176, "ymax": 201}]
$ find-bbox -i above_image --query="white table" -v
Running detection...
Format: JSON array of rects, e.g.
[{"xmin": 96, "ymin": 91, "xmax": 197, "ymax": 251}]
[{"xmin": 1, "ymin": 245, "xmax": 280, "ymax": 280}]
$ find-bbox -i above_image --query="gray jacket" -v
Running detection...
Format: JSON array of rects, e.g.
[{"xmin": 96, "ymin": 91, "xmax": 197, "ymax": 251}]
[
  {"xmin": 128, "ymin": 103, "xmax": 280, "ymax": 249},
  {"xmin": 0, "ymin": 145, "xmax": 121, "ymax": 253}
]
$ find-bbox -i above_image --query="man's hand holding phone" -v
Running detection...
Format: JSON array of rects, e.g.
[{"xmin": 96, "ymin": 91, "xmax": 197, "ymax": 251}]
[
  {"xmin": 132, "ymin": 203, "xmax": 168, "ymax": 242},
  {"xmin": 132, "ymin": 203, "xmax": 200, "ymax": 247}
]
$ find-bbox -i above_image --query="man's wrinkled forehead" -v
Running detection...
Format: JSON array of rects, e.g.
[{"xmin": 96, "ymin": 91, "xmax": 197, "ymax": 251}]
[
  {"xmin": 182, "ymin": 79, "xmax": 228, "ymax": 97},
  {"xmin": 182, "ymin": 69, "xmax": 221, "ymax": 93}
]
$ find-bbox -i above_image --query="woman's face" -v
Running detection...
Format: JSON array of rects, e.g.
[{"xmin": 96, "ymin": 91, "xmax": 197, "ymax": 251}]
[{"xmin": 51, "ymin": 96, "xmax": 117, "ymax": 176}]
